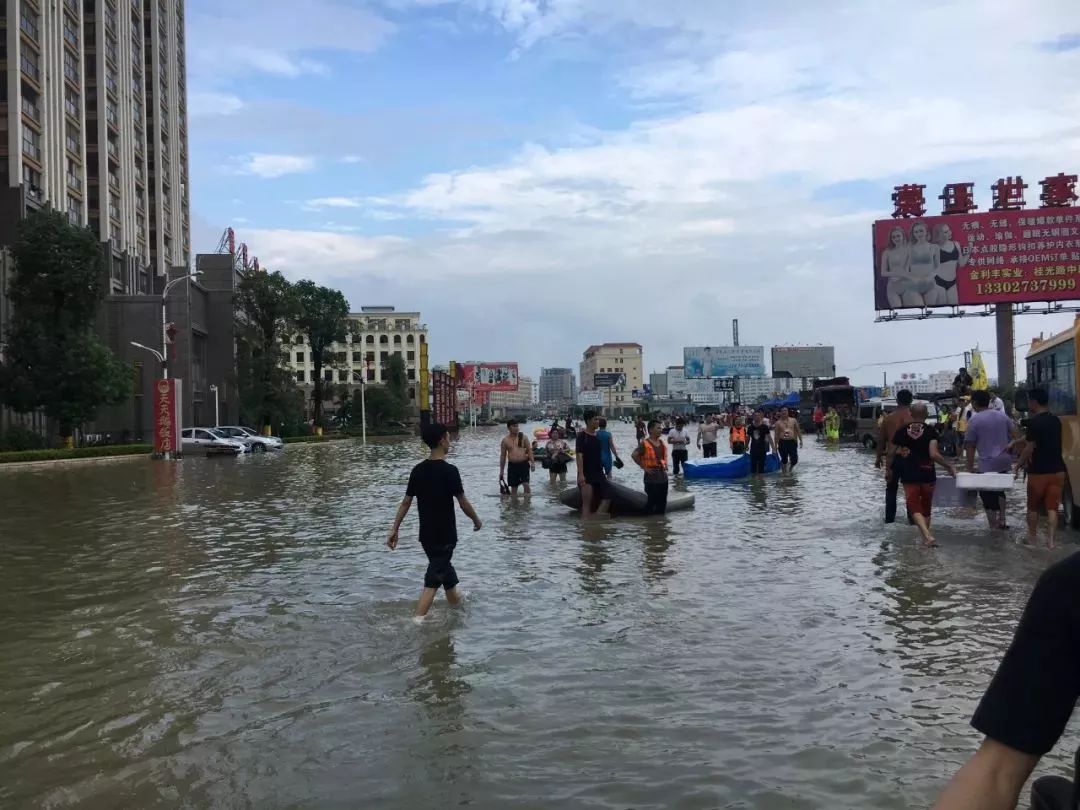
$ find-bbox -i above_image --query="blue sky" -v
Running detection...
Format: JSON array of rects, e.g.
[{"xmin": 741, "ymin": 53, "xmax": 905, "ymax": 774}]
[{"xmin": 185, "ymin": 0, "xmax": 1080, "ymax": 385}]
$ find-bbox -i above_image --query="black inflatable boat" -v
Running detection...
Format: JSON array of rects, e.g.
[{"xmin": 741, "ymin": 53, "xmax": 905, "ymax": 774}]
[{"xmin": 558, "ymin": 480, "xmax": 695, "ymax": 516}]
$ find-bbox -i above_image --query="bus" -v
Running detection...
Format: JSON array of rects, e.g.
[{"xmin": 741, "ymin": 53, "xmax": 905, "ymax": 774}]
[{"xmin": 1026, "ymin": 317, "xmax": 1080, "ymax": 528}]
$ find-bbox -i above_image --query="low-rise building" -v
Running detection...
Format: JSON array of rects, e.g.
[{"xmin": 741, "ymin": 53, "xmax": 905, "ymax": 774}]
[
  {"xmin": 579, "ymin": 342, "xmax": 644, "ymax": 415},
  {"xmin": 488, "ymin": 376, "xmax": 534, "ymax": 417},
  {"xmin": 284, "ymin": 306, "xmax": 428, "ymax": 416}
]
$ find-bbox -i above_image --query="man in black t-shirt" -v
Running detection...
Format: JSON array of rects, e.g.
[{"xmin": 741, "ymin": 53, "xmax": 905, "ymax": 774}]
[
  {"xmin": 933, "ymin": 550, "xmax": 1080, "ymax": 810},
  {"xmin": 887, "ymin": 403, "xmax": 955, "ymax": 547},
  {"xmin": 747, "ymin": 410, "xmax": 774, "ymax": 475},
  {"xmin": 387, "ymin": 424, "xmax": 482, "ymax": 619},
  {"xmin": 575, "ymin": 411, "xmax": 611, "ymax": 519},
  {"xmin": 1017, "ymin": 387, "xmax": 1067, "ymax": 549}
]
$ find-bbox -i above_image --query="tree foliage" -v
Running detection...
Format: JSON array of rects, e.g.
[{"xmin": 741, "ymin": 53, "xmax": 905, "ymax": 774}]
[
  {"xmin": 234, "ymin": 270, "xmax": 300, "ymax": 429},
  {"xmin": 292, "ymin": 280, "xmax": 349, "ymax": 428},
  {"xmin": 0, "ymin": 210, "xmax": 129, "ymax": 437},
  {"xmin": 357, "ymin": 354, "xmax": 410, "ymax": 427}
]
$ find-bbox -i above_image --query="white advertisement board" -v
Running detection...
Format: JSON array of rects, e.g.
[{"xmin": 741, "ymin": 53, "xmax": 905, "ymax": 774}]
[
  {"xmin": 577, "ymin": 390, "xmax": 604, "ymax": 406},
  {"xmin": 684, "ymin": 346, "xmax": 766, "ymax": 378}
]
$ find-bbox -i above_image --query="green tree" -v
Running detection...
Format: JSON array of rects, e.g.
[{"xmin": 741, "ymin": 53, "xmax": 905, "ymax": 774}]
[
  {"xmin": 384, "ymin": 353, "xmax": 409, "ymax": 413},
  {"xmin": 234, "ymin": 269, "xmax": 299, "ymax": 431},
  {"xmin": 292, "ymin": 280, "xmax": 349, "ymax": 429},
  {"xmin": 0, "ymin": 210, "xmax": 129, "ymax": 440}
]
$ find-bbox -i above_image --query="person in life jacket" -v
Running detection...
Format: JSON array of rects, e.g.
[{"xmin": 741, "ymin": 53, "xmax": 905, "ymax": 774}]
[
  {"xmin": 632, "ymin": 419, "xmax": 669, "ymax": 515},
  {"xmin": 729, "ymin": 417, "xmax": 748, "ymax": 454}
]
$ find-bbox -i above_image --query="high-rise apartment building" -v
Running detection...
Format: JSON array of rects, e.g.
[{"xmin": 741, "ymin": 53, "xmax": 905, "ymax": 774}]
[
  {"xmin": 0, "ymin": 0, "xmax": 190, "ymax": 294},
  {"xmin": 539, "ymin": 367, "xmax": 575, "ymax": 405},
  {"xmin": 579, "ymin": 342, "xmax": 643, "ymax": 414}
]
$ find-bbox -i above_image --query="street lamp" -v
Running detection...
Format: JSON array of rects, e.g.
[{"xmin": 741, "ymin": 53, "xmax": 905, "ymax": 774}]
[
  {"xmin": 209, "ymin": 384, "xmax": 219, "ymax": 427},
  {"xmin": 161, "ymin": 273, "xmax": 199, "ymax": 379},
  {"xmin": 350, "ymin": 367, "xmax": 368, "ymax": 445}
]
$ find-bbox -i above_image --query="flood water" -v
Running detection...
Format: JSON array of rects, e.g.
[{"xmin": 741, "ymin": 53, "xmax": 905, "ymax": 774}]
[{"xmin": 1, "ymin": 423, "xmax": 1078, "ymax": 809}]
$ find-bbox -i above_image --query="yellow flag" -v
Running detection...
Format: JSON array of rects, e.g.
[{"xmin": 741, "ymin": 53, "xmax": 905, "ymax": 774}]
[{"xmin": 970, "ymin": 349, "xmax": 989, "ymax": 390}]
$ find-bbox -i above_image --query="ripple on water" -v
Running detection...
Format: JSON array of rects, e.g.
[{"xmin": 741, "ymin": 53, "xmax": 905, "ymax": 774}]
[{"xmin": 0, "ymin": 428, "xmax": 1077, "ymax": 808}]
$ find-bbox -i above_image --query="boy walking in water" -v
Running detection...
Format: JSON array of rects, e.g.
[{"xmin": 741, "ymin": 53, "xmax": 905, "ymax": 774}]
[
  {"xmin": 499, "ymin": 419, "xmax": 535, "ymax": 495},
  {"xmin": 387, "ymin": 424, "xmax": 482, "ymax": 618}
]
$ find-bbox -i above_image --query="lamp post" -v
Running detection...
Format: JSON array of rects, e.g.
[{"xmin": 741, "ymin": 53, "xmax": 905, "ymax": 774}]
[
  {"xmin": 209, "ymin": 384, "xmax": 219, "ymax": 427},
  {"xmin": 161, "ymin": 273, "xmax": 199, "ymax": 379},
  {"xmin": 351, "ymin": 367, "xmax": 367, "ymax": 445}
]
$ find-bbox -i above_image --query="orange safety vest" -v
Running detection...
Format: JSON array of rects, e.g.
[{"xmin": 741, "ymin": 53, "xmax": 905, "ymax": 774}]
[
  {"xmin": 730, "ymin": 426, "xmax": 747, "ymax": 444},
  {"xmin": 640, "ymin": 438, "xmax": 667, "ymax": 471}
]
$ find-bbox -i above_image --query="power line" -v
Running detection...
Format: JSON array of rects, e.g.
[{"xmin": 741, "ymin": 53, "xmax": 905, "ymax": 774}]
[{"xmin": 847, "ymin": 343, "xmax": 1033, "ymax": 372}]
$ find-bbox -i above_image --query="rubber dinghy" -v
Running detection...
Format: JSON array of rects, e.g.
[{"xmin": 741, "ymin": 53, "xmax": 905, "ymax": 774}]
[
  {"xmin": 558, "ymin": 480, "xmax": 695, "ymax": 516},
  {"xmin": 682, "ymin": 453, "xmax": 780, "ymax": 480}
]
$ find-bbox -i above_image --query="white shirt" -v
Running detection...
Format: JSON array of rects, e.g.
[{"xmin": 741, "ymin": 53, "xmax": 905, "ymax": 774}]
[
  {"xmin": 668, "ymin": 428, "xmax": 691, "ymax": 450},
  {"xmin": 990, "ymin": 396, "xmax": 1005, "ymax": 412}
]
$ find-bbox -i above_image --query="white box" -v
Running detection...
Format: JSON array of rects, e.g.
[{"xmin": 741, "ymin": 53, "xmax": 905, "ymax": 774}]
[{"xmin": 955, "ymin": 472, "xmax": 1013, "ymax": 491}]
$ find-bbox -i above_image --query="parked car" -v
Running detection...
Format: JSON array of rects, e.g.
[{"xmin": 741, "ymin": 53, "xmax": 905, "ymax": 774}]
[
  {"xmin": 181, "ymin": 428, "xmax": 245, "ymax": 456},
  {"xmin": 856, "ymin": 398, "xmax": 940, "ymax": 449},
  {"xmin": 215, "ymin": 426, "xmax": 284, "ymax": 452}
]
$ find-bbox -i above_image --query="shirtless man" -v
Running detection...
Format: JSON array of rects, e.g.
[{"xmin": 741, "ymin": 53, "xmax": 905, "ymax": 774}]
[
  {"xmin": 772, "ymin": 407, "xmax": 803, "ymax": 471},
  {"xmin": 499, "ymin": 420, "xmax": 534, "ymax": 496}
]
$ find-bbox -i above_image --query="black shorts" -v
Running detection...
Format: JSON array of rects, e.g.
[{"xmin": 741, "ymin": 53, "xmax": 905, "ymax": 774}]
[
  {"xmin": 778, "ymin": 439, "xmax": 798, "ymax": 466},
  {"xmin": 979, "ymin": 490, "xmax": 1006, "ymax": 510},
  {"xmin": 507, "ymin": 461, "xmax": 530, "ymax": 488},
  {"xmin": 731, "ymin": 441, "xmax": 746, "ymax": 455},
  {"xmin": 702, "ymin": 442, "xmax": 718, "ymax": 458},
  {"xmin": 584, "ymin": 476, "xmax": 610, "ymax": 502},
  {"xmin": 423, "ymin": 544, "xmax": 459, "ymax": 590}
]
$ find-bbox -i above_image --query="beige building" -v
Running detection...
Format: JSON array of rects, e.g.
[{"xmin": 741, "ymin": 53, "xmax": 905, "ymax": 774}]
[
  {"xmin": 579, "ymin": 342, "xmax": 643, "ymax": 414},
  {"xmin": 1, "ymin": 0, "xmax": 191, "ymax": 293},
  {"xmin": 488, "ymin": 375, "xmax": 534, "ymax": 416},
  {"xmin": 285, "ymin": 306, "xmax": 428, "ymax": 413}
]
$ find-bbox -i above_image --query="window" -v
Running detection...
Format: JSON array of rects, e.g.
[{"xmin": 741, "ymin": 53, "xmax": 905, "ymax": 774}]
[
  {"xmin": 295, "ymin": 352, "xmax": 305, "ymax": 363},
  {"xmin": 296, "ymin": 335, "xmax": 304, "ymax": 344},
  {"xmin": 339, "ymin": 370, "xmax": 348, "ymax": 382},
  {"xmin": 335, "ymin": 351, "xmax": 346, "ymax": 363},
  {"xmin": 393, "ymin": 335, "xmax": 402, "ymax": 345},
  {"xmin": 20, "ymin": 9, "xmax": 39, "ymax": 40},
  {"xmin": 324, "ymin": 370, "xmax": 333, "ymax": 382},
  {"xmin": 21, "ymin": 129, "xmax": 41, "ymax": 161},
  {"xmin": 406, "ymin": 334, "xmax": 415, "ymax": 344},
  {"xmin": 379, "ymin": 335, "xmax": 388, "ymax": 345},
  {"xmin": 408, "ymin": 369, "xmax": 416, "ymax": 381},
  {"xmin": 366, "ymin": 352, "xmax": 375, "ymax": 363},
  {"xmin": 296, "ymin": 371, "xmax": 305, "ymax": 383},
  {"xmin": 366, "ymin": 335, "xmax": 374, "ymax": 344},
  {"xmin": 367, "ymin": 368, "xmax": 375, "ymax": 382},
  {"xmin": 66, "ymin": 126, "xmax": 80, "ymax": 155},
  {"xmin": 380, "ymin": 351, "xmax": 389, "ymax": 364},
  {"xmin": 67, "ymin": 196, "xmax": 80, "ymax": 224},
  {"xmin": 65, "ymin": 88, "xmax": 79, "ymax": 118},
  {"xmin": 66, "ymin": 163, "xmax": 81, "ymax": 192},
  {"xmin": 407, "ymin": 351, "xmax": 415, "ymax": 363},
  {"xmin": 64, "ymin": 51, "xmax": 78, "ymax": 83},
  {"xmin": 20, "ymin": 48, "xmax": 40, "ymax": 82},
  {"xmin": 352, "ymin": 351, "xmax": 362, "ymax": 363}
]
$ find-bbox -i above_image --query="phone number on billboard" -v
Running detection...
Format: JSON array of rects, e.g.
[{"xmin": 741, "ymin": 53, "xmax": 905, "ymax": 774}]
[{"xmin": 973, "ymin": 278, "xmax": 1077, "ymax": 296}]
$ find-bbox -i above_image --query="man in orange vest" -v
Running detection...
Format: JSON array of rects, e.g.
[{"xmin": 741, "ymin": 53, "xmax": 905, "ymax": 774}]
[
  {"xmin": 632, "ymin": 419, "xmax": 669, "ymax": 514},
  {"xmin": 729, "ymin": 416, "xmax": 748, "ymax": 454}
]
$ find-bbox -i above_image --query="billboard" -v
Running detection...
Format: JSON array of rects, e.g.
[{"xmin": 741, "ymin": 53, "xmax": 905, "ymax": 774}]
[
  {"xmin": 684, "ymin": 346, "xmax": 765, "ymax": 378},
  {"xmin": 772, "ymin": 346, "xmax": 836, "ymax": 378},
  {"xmin": 458, "ymin": 362, "xmax": 519, "ymax": 391},
  {"xmin": 431, "ymin": 370, "xmax": 458, "ymax": 428},
  {"xmin": 593, "ymin": 372, "xmax": 626, "ymax": 388},
  {"xmin": 873, "ymin": 206, "xmax": 1080, "ymax": 309},
  {"xmin": 153, "ymin": 378, "xmax": 182, "ymax": 456},
  {"xmin": 577, "ymin": 390, "xmax": 604, "ymax": 406}
]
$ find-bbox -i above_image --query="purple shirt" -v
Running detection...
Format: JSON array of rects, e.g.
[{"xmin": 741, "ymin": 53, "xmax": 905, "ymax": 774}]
[{"xmin": 964, "ymin": 408, "xmax": 1014, "ymax": 472}]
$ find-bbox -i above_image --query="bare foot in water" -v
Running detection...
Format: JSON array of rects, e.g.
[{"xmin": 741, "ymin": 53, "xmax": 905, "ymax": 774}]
[{"xmin": 922, "ymin": 536, "xmax": 939, "ymax": 548}]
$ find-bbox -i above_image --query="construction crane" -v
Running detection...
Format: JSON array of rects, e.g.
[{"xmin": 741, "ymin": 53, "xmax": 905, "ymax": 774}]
[{"xmin": 214, "ymin": 227, "xmax": 260, "ymax": 273}]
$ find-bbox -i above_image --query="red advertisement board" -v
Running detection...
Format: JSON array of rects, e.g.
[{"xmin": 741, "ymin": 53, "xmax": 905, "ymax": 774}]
[
  {"xmin": 153, "ymin": 378, "xmax": 182, "ymax": 455},
  {"xmin": 458, "ymin": 363, "xmax": 519, "ymax": 392},
  {"xmin": 431, "ymin": 370, "xmax": 458, "ymax": 428},
  {"xmin": 873, "ymin": 206, "xmax": 1080, "ymax": 309}
]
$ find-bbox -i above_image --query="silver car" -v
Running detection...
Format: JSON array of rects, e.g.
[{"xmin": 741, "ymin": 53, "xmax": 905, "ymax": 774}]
[
  {"xmin": 180, "ymin": 428, "xmax": 245, "ymax": 456},
  {"xmin": 216, "ymin": 426, "xmax": 284, "ymax": 452}
]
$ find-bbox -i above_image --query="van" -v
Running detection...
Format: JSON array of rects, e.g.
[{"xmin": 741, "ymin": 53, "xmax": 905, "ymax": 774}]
[{"xmin": 857, "ymin": 399, "xmax": 939, "ymax": 449}]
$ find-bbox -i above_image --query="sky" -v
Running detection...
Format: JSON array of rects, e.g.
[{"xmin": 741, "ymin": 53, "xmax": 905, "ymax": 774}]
[{"xmin": 184, "ymin": 0, "xmax": 1080, "ymax": 386}]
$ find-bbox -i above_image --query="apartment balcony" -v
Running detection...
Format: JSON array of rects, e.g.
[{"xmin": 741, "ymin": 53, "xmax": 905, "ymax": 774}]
[
  {"xmin": 66, "ymin": 174, "xmax": 82, "ymax": 193},
  {"xmin": 105, "ymin": 74, "xmax": 118, "ymax": 98},
  {"xmin": 107, "ymin": 139, "xmax": 119, "ymax": 164},
  {"xmin": 19, "ymin": 13, "xmax": 40, "ymax": 45},
  {"xmin": 20, "ymin": 55, "xmax": 41, "ymax": 90},
  {"xmin": 108, "ymin": 173, "xmax": 119, "ymax": 192},
  {"xmin": 21, "ymin": 98, "xmax": 41, "ymax": 128},
  {"xmin": 64, "ymin": 0, "xmax": 79, "ymax": 16},
  {"xmin": 64, "ymin": 96, "xmax": 80, "ymax": 121},
  {"xmin": 65, "ymin": 135, "xmax": 80, "ymax": 157}
]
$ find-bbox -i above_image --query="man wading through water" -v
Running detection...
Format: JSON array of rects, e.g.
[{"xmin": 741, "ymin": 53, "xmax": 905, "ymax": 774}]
[
  {"xmin": 576, "ymin": 411, "xmax": 611, "ymax": 519},
  {"xmin": 876, "ymin": 389, "xmax": 914, "ymax": 525},
  {"xmin": 697, "ymin": 414, "xmax": 720, "ymax": 458},
  {"xmin": 632, "ymin": 419, "xmax": 669, "ymax": 514},
  {"xmin": 499, "ymin": 420, "xmax": 534, "ymax": 496},
  {"xmin": 772, "ymin": 406, "xmax": 803, "ymax": 472}
]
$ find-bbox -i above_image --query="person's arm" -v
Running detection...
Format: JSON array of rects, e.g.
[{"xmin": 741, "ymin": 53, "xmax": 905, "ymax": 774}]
[
  {"xmin": 456, "ymin": 494, "xmax": 482, "ymax": 531},
  {"xmin": 575, "ymin": 435, "xmax": 586, "ymax": 485},
  {"xmin": 930, "ymin": 439, "xmax": 956, "ymax": 475},
  {"xmin": 386, "ymin": 496, "xmax": 413, "ymax": 549},
  {"xmin": 964, "ymin": 440, "xmax": 977, "ymax": 473},
  {"xmin": 609, "ymin": 435, "xmax": 620, "ymax": 461},
  {"xmin": 631, "ymin": 441, "xmax": 645, "ymax": 469},
  {"xmin": 527, "ymin": 439, "xmax": 535, "ymax": 469},
  {"xmin": 696, "ymin": 426, "xmax": 702, "ymax": 448},
  {"xmin": 499, "ymin": 440, "xmax": 507, "ymax": 479},
  {"xmin": 931, "ymin": 737, "xmax": 1037, "ymax": 810},
  {"xmin": 795, "ymin": 421, "xmax": 803, "ymax": 446}
]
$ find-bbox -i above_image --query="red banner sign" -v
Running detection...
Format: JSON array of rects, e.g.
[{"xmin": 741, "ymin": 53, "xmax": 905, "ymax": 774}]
[
  {"xmin": 874, "ymin": 205, "xmax": 1080, "ymax": 308},
  {"xmin": 458, "ymin": 363, "xmax": 519, "ymax": 392},
  {"xmin": 153, "ymin": 378, "xmax": 182, "ymax": 455},
  {"xmin": 431, "ymin": 370, "xmax": 458, "ymax": 428}
]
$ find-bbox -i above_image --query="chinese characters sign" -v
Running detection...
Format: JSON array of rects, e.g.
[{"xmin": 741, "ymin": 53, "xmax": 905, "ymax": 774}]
[
  {"xmin": 431, "ymin": 370, "xmax": 458, "ymax": 428},
  {"xmin": 873, "ymin": 206, "xmax": 1080, "ymax": 309},
  {"xmin": 458, "ymin": 363, "xmax": 519, "ymax": 392},
  {"xmin": 153, "ymin": 378, "xmax": 182, "ymax": 456}
]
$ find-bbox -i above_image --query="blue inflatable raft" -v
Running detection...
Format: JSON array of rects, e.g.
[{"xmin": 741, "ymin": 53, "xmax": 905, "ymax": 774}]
[{"xmin": 682, "ymin": 453, "xmax": 781, "ymax": 479}]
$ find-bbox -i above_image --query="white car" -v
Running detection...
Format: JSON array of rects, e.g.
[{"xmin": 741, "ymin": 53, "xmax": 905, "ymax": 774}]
[
  {"xmin": 216, "ymin": 426, "xmax": 284, "ymax": 452},
  {"xmin": 181, "ymin": 428, "xmax": 245, "ymax": 456}
]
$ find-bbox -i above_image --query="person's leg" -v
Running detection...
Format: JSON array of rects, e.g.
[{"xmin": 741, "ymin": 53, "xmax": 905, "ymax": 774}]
[
  {"xmin": 905, "ymin": 484, "xmax": 936, "ymax": 546},
  {"xmin": 789, "ymin": 442, "xmax": 799, "ymax": 469},
  {"xmin": 1044, "ymin": 474, "xmax": 1064, "ymax": 549},
  {"xmin": 442, "ymin": 557, "xmax": 462, "ymax": 605},
  {"xmin": 580, "ymin": 481, "xmax": 594, "ymax": 519},
  {"xmin": 885, "ymin": 472, "xmax": 899, "ymax": 524},
  {"xmin": 645, "ymin": 482, "xmax": 662, "ymax": 515},
  {"xmin": 1026, "ymin": 477, "xmax": 1041, "ymax": 544},
  {"xmin": 978, "ymin": 490, "xmax": 998, "ymax": 529},
  {"xmin": 415, "ymin": 587, "xmax": 438, "ymax": 617},
  {"xmin": 656, "ymin": 480, "xmax": 669, "ymax": 514}
]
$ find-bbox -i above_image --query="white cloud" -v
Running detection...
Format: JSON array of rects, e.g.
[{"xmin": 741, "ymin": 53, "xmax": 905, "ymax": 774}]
[
  {"xmin": 232, "ymin": 154, "xmax": 316, "ymax": 178},
  {"xmin": 304, "ymin": 197, "xmax": 364, "ymax": 209},
  {"xmin": 188, "ymin": 91, "xmax": 244, "ymax": 118},
  {"xmin": 340, "ymin": 155, "xmax": 366, "ymax": 164},
  {"xmin": 201, "ymin": 0, "xmax": 1080, "ymax": 379}
]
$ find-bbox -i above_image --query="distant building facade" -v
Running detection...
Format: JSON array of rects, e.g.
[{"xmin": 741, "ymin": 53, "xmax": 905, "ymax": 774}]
[
  {"xmin": 283, "ymin": 306, "xmax": 428, "ymax": 417},
  {"xmin": 579, "ymin": 342, "xmax": 643, "ymax": 415},
  {"xmin": 539, "ymin": 367, "xmax": 575, "ymax": 405},
  {"xmin": 488, "ymin": 375, "xmax": 534, "ymax": 416},
  {"xmin": 649, "ymin": 371, "xmax": 668, "ymax": 396}
]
